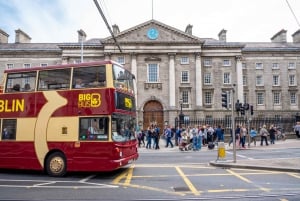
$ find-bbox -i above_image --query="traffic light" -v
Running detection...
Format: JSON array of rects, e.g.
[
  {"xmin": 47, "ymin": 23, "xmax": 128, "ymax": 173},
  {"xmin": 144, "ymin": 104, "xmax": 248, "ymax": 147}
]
[
  {"xmin": 235, "ymin": 101, "xmax": 241, "ymax": 111},
  {"xmin": 250, "ymin": 105, "xmax": 254, "ymax": 115},
  {"xmin": 240, "ymin": 106, "xmax": 245, "ymax": 115},
  {"xmin": 221, "ymin": 92, "xmax": 228, "ymax": 109}
]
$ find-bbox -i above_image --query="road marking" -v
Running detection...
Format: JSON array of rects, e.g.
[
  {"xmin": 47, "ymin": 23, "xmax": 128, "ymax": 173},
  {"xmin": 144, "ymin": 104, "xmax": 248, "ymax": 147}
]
[
  {"xmin": 286, "ymin": 173, "xmax": 300, "ymax": 179},
  {"xmin": 227, "ymin": 169, "xmax": 252, "ymax": 183},
  {"xmin": 175, "ymin": 166, "xmax": 200, "ymax": 196}
]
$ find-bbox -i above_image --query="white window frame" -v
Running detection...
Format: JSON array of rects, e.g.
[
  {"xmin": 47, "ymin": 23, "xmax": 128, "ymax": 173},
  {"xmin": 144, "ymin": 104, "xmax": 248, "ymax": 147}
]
[
  {"xmin": 223, "ymin": 59, "xmax": 231, "ymax": 67},
  {"xmin": 180, "ymin": 56, "xmax": 189, "ymax": 65},
  {"xmin": 24, "ymin": 63, "xmax": 31, "ymax": 68},
  {"xmin": 272, "ymin": 63, "xmax": 279, "ymax": 69},
  {"xmin": 256, "ymin": 75, "xmax": 264, "ymax": 86},
  {"xmin": 6, "ymin": 63, "xmax": 14, "ymax": 70},
  {"xmin": 288, "ymin": 62, "xmax": 296, "ymax": 69},
  {"xmin": 273, "ymin": 92, "xmax": 281, "ymax": 105},
  {"xmin": 204, "ymin": 59, "xmax": 212, "ymax": 67},
  {"xmin": 290, "ymin": 92, "xmax": 297, "ymax": 105},
  {"xmin": 223, "ymin": 72, "xmax": 231, "ymax": 84},
  {"xmin": 257, "ymin": 92, "xmax": 264, "ymax": 105},
  {"xmin": 117, "ymin": 56, "xmax": 125, "ymax": 65},
  {"xmin": 147, "ymin": 63, "xmax": 159, "ymax": 83},
  {"xmin": 181, "ymin": 71, "xmax": 189, "ymax": 83},
  {"xmin": 242, "ymin": 63, "xmax": 246, "ymax": 69},
  {"xmin": 204, "ymin": 91, "xmax": 212, "ymax": 105},
  {"xmin": 255, "ymin": 62, "xmax": 263, "ymax": 69},
  {"xmin": 40, "ymin": 63, "xmax": 48, "ymax": 67},
  {"xmin": 272, "ymin": 75, "xmax": 280, "ymax": 86},
  {"xmin": 204, "ymin": 73, "xmax": 212, "ymax": 85},
  {"xmin": 242, "ymin": 75, "xmax": 247, "ymax": 86},
  {"xmin": 289, "ymin": 74, "xmax": 296, "ymax": 86}
]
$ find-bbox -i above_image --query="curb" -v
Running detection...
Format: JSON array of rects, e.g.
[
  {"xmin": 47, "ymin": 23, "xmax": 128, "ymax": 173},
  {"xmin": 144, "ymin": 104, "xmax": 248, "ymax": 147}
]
[{"xmin": 209, "ymin": 161, "xmax": 300, "ymax": 173}]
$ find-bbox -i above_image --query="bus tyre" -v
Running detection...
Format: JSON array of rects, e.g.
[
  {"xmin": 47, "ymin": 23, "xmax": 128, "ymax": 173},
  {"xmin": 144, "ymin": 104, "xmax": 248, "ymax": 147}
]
[{"xmin": 45, "ymin": 152, "xmax": 67, "ymax": 177}]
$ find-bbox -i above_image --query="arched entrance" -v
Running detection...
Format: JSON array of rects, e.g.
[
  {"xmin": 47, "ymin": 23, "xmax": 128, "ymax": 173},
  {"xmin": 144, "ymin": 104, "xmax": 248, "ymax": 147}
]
[{"xmin": 143, "ymin": 100, "xmax": 164, "ymax": 133}]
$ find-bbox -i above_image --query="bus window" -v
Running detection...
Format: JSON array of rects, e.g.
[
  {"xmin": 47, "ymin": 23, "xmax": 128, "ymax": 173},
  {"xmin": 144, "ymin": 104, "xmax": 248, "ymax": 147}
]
[
  {"xmin": 111, "ymin": 114, "xmax": 136, "ymax": 142},
  {"xmin": 79, "ymin": 117, "xmax": 109, "ymax": 140},
  {"xmin": 113, "ymin": 64, "xmax": 134, "ymax": 93},
  {"xmin": 38, "ymin": 69, "xmax": 71, "ymax": 90},
  {"xmin": 5, "ymin": 72, "xmax": 36, "ymax": 93},
  {"xmin": 72, "ymin": 66, "xmax": 106, "ymax": 89},
  {"xmin": 2, "ymin": 119, "xmax": 17, "ymax": 140}
]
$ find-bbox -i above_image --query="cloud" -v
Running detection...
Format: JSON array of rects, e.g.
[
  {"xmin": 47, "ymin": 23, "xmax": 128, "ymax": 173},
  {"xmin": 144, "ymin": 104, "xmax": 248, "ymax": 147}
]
[{"xmin": 1, "ymin": 0, "xmax": 300, "ymax": 43}]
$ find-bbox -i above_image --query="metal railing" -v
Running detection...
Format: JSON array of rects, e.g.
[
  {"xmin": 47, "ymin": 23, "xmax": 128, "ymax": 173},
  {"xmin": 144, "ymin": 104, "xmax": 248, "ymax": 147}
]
[{"xmin": 175, "ymin": 116, "xmax": 297, "ymax": 135}]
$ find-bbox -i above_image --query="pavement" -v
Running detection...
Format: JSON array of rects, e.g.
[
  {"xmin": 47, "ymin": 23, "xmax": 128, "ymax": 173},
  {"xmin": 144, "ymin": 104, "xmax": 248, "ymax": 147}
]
[{"xmin": 138, "ymin": 138, "xmax": 300, "ymax": 173}]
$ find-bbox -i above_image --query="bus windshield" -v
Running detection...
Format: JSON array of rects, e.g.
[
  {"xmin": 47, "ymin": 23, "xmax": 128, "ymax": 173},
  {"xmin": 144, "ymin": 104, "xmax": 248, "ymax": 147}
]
[
  {"xmin": 113, "ymin": 64, "xmax": 134, "ymax": 93},
  {"xmin": 112, "ymin": 113, "xmax": 136, "ymax": 142}
]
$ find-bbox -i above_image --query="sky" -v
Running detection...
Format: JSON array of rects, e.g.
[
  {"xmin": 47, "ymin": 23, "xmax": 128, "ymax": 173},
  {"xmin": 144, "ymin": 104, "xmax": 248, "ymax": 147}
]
[{"xmin": 0, "ymin": 0, "xmax": 300, "ymax": 43}]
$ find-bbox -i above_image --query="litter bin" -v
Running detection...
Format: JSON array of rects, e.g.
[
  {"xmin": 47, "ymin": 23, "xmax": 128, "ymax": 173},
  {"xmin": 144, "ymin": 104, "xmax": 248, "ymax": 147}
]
[{"xmin": 217, "ymin": 142, "xmax": 226, "ymax": 160}]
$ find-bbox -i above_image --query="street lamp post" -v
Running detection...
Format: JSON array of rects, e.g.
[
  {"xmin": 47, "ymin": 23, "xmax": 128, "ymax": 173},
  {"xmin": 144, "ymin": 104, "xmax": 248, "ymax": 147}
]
[{"xmin": 179, "ymin": 98, "xmax": 184, "ymax": 126}]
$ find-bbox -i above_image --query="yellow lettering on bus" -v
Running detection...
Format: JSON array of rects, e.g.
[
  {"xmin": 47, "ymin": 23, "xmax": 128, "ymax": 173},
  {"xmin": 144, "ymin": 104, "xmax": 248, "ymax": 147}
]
[
  {"xmin": 125, "ymin": 97, "xmax": 132, "ymax": 108},
  {"xmin": 78, "ymin": 93, "xmax": 101, "ymax": 108},
  {"xmin": 0, "ymin": 99, "xmax": 25, "ymax": 112}
]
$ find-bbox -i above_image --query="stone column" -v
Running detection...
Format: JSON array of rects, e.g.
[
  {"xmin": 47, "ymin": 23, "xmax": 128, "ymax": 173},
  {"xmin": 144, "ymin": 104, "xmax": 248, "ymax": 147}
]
[
  {"xmin": 169, "ymin": 53, "xmax": 176, "ymax": 107},
  {"xmin": 131, "ymin": 53, "xmax": 138, "ymax": 109},
  {"xmin": 195, "ymin": 53, "xmax": 203, "ymax": 107},
  {"xmin": 236, "ymin": 56, "xmax": 244, "ymax": 103}
]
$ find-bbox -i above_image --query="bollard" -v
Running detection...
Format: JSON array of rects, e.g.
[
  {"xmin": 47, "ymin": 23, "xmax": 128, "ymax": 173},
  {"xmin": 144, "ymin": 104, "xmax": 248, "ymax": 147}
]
[{"xmin": 217, "ymin": 142, "xmax": 226, "ymax": 161}]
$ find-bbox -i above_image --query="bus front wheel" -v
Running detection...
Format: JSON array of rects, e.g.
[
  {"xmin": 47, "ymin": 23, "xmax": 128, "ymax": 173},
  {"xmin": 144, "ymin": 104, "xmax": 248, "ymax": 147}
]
[{"xmin": 45, "ymin": 152, "xmax": 67, "ymax": 177}]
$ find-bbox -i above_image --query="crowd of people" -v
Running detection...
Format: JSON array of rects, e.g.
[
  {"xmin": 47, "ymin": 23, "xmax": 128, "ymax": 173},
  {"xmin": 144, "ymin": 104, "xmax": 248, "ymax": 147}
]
[{"xmin": 135, "ymin": 121, "xmax": 300, "ymax": 151}]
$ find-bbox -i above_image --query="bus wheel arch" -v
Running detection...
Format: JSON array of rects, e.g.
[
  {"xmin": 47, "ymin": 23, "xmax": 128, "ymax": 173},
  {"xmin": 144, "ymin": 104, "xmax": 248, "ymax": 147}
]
[{"xmin": 44, "ymin": 150, "xmax": 67, "ymax": 177}]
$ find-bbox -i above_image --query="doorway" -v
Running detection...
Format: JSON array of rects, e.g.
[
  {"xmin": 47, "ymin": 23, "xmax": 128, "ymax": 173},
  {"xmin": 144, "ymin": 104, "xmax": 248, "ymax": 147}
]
[{"xmin": 143, "ymin": 100, "xmax": 164, "ymax": 133}]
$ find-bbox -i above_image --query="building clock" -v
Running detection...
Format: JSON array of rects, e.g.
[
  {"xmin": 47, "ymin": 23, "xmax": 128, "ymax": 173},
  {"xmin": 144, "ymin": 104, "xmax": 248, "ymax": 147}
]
[{"xmin": 147, "ymin": 28, "xmax": 159, "ymax": 40}]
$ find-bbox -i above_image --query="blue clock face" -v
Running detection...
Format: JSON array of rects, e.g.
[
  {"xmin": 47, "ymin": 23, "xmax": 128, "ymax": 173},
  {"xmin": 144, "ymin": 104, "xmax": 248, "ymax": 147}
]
[{"xmin": 147, "ymin": 28, "xmax": 159, "ymax": 40}]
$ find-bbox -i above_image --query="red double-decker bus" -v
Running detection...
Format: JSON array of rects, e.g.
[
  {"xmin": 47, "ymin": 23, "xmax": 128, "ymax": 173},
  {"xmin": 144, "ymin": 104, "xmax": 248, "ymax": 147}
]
[{"xmin": 0, "ymin": 60, "xmax": 138, "ymax": 176}]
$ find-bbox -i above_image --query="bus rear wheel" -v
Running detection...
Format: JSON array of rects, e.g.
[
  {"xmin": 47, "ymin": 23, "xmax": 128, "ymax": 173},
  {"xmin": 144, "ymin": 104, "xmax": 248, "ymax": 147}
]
[{"xmin": 45, "ymin": 152, "xmax": 67, "ymax": 177}]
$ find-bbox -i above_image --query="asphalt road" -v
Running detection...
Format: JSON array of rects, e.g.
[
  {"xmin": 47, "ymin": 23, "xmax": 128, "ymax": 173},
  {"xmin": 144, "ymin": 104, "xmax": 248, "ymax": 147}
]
[{"xmin": 0, "ymin": 145, "xmax": 299, "ymax": 201}]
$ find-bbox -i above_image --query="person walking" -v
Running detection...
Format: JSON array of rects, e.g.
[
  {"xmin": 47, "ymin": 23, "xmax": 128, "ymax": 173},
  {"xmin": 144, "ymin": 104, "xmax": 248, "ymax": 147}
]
[
  {"xmin": 164, "ymin": 125, "xmax": 174, "ymax": 148},
  {"xmin": 294, "ymin": 122, "xmax": 300, "ymax": 138},
  {"xmin": 197, "ymin": 126, "xmax": 204, "ymax": 150},
  {"xmin": 234, "ymin": 125, "xmax": 241, "ymax": 148},
  {"xmin": 240, "ymin": 125, "xmax": 247, "ymax": 149},
  {"xmin": 249, "ymin": 127, "xmax": 257, "ymax": 146},
  {"xmin": 259, "ymin": 125, "xmax": 269, "ymax": 146},
  {"xmin": 146, "ymin": 126, "xmax": 152, "ymax": 149},
  {"xmin": 269, "ymin": 124, "xmax": 276, "ymax": 144}
]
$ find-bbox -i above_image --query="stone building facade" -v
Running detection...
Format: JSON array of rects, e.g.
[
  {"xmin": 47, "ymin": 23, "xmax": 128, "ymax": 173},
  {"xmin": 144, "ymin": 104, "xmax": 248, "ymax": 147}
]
[{"xmin": 1, "ymin": 20, "xmax": 300, "ymax": 129}]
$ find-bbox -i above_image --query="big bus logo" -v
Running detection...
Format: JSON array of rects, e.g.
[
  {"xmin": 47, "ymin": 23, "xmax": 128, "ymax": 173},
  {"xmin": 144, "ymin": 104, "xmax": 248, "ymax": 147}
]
[{"xmin": 78, "ymin": 93, "xmax": 101, "ymax": 108}]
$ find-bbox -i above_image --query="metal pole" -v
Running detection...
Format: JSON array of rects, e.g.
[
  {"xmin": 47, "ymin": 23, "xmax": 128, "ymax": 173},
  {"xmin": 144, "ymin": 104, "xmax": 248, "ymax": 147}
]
[
  {"xmin": 231, "ymin": 88, "xmax": 236, "ymax": 163},
  {"xmin": 247, "ymin": 115, "xmax": 251, "ymax": 148},
  {"xmin": 80, "ymin": 36, "xmax": 83, "ymax": 63}
]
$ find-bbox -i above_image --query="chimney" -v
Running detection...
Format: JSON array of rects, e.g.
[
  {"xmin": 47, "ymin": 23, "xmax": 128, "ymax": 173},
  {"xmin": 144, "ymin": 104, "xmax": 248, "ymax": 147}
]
[
  {"xmin": 218, "ymin": 29, "xmax": 227, "ymax": 42},
  {"xmin": 271, "ymin": 29, "xmax": 287, "ymax": 43},
  {"xmin": 0, "ymin": 29, "xmax": 9, "ymax": 43},
  {"xmin": 112, "ymin": 24, "xmax": 120, "ymax": 35},
  {"xmin": 15, "ymin": 29, "xmax": 31, "ymax": 43},
  {"xmin": 77, "ymin": 29, "xmax": 87, "ymax": 42},
  {"xmin": 292, "ymin": 29, "xmax": 300, "ymax": 43},
  {"xmin": 185, "ymin": 24, "xmax": 193, "ymax": 35}
]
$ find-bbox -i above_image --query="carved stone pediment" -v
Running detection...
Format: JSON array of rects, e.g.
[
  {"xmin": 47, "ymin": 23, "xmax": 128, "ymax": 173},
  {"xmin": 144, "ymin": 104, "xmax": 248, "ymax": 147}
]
[{"xmin": 102, "ymin": 19, "xmax": 204, "ymax": 45}]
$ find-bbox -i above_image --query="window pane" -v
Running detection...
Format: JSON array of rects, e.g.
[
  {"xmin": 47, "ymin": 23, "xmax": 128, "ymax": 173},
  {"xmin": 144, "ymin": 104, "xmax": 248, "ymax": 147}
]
[
  {"xmin": 257, "ymin": 92, "xmax": 264, "ymax": 105},
  {"xmin": 148, "ymin": 64, "xmax": 158, "ymax": 82},
  {"xmin": 79, "ymin": 117, "xmax": 109, "ymax": 140},
  {"xmin": 181, "ymin": 71, "xmax": 189, "ymax": 83},
  {"xmin": 38, "ymin": 69, "xmax": 71, "ymax": 90},
  {"xmin": 204, "ymin": 73, "xmax": 211, "ymax": 84},
  {"xmin": 2, "ymin": 119, "xmax": 17, "ymax": 140},
  {"xmin": 73, "ymin": 66, "xmax": 106, "ymax": 89}
]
